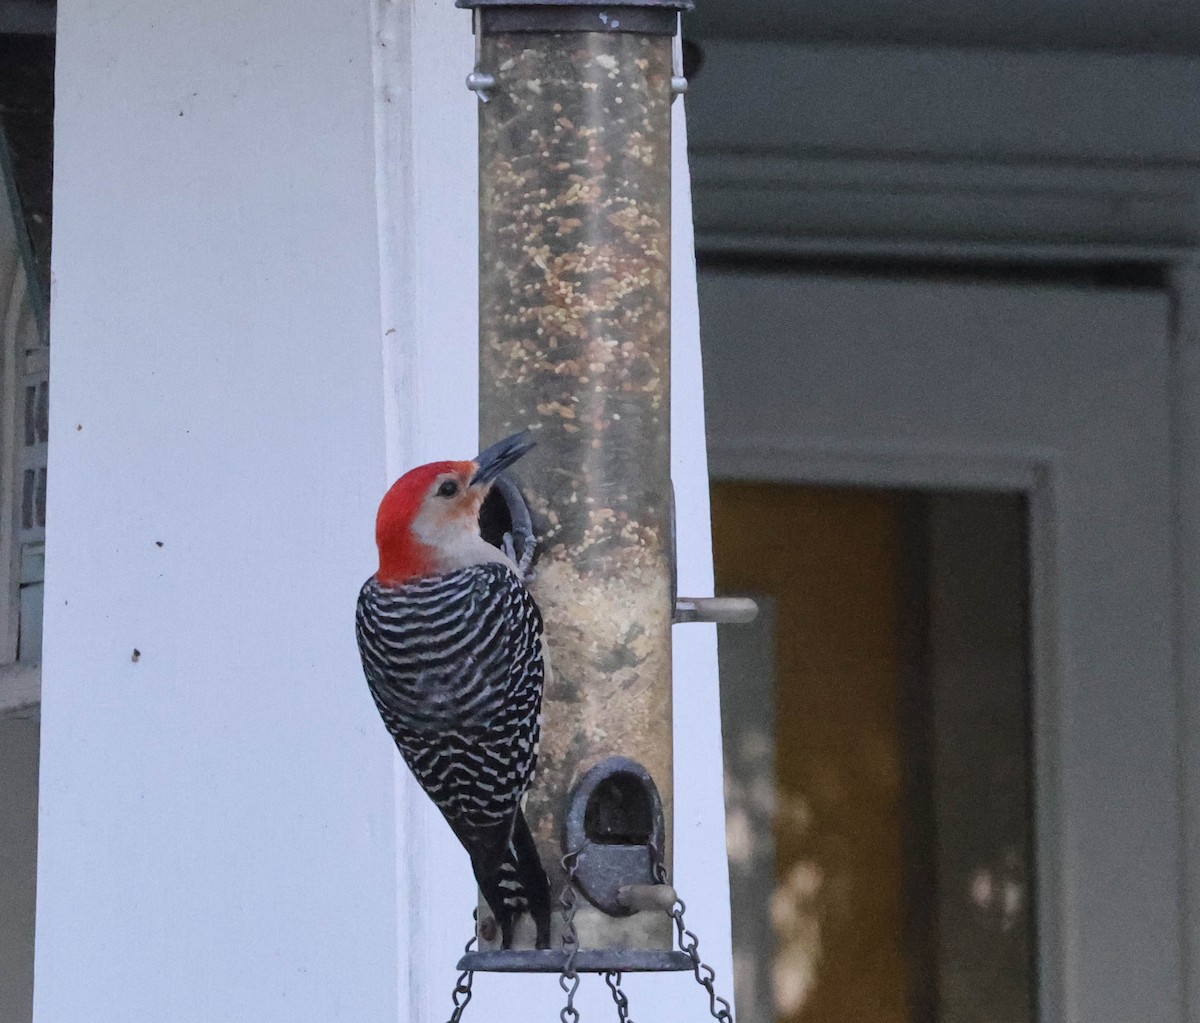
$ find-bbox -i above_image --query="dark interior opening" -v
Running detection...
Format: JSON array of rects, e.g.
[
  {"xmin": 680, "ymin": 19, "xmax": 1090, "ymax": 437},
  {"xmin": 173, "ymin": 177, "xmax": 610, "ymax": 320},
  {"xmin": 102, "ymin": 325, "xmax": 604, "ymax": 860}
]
[
  {"xmin": 478, "ymin": 485, "xmax": 514, "ymax": 551},
  {"xmin": 584, "ymin": 770, "xmax": 654, "ymax": 846},
  {"xmin": 478, "ymin": 474, "xmax": 537, "ymax": 570}
]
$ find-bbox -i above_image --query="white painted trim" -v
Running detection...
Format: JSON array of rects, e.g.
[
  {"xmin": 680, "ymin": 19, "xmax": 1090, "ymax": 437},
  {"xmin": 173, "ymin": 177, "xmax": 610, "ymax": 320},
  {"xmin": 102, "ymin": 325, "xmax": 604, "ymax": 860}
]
[
  {"xmin": 370, "ymin": 0, "xmax": 415, "ymax": 474},
  {"xmin": 367, "ymin": 10, "xmax": 420, "ymax": 1019},
  {"xmin": 371, "ymin": 2, "xmax": 482, "ymax": 1017},
  {"xmin": 666, "ymin": 94, "xmax": 738, "ymax": 1020}
]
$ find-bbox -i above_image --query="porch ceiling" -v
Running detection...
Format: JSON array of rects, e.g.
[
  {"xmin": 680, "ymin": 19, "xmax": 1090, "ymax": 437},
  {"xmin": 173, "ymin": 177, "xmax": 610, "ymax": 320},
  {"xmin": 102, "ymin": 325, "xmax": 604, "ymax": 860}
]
[
  {"xmin": 687, "ymin": 0, "xmax": 1200, "ymax": 56},
  {"xmin": 0, "ymin": 0, "xmax": 53, "ymax": 35},
  {"xmin": 4, "ymin": 0, "xmax": 1199, "ymax": 53},
  {"xmin": 4, "ymin": 0, "xmax": 1196, "ymax": 54}
]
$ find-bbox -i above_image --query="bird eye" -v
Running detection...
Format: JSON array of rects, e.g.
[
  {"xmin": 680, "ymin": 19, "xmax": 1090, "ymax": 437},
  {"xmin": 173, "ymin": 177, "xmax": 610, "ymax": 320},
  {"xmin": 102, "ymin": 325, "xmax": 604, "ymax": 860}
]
[{"xmin": 437, "ymin": 480, "xmax": 459, "ymax": 498}]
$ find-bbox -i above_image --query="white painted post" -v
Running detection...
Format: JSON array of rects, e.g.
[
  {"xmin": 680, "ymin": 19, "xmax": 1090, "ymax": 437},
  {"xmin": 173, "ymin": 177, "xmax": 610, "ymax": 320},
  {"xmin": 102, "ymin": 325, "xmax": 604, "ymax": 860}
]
[{"xmin": 35, "ymin": 1, "xmax": 401, "ymax": 1020}]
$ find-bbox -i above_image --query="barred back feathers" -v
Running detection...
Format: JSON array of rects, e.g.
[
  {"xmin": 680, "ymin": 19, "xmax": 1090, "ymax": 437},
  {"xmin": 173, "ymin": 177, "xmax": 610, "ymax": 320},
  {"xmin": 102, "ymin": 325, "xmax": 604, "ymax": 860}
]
[{"xmin": 356, "ymin": 560, "xmax": 551, "ymax": 948}]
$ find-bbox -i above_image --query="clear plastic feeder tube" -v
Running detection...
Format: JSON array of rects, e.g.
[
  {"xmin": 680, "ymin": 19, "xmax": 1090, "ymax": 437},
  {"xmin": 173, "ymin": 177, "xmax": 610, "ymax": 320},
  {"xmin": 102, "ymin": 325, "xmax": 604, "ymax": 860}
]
[{"xmin": 467, "ymin": 0, "xmax": 685, "ymax": 955}]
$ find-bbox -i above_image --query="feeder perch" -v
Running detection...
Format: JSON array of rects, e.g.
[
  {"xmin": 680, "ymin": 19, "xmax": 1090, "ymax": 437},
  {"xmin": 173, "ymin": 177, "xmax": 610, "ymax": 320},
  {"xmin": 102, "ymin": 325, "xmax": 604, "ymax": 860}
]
[{"xmin": 564, "ymin": 756, "xmax": 666, "ymax": 919}]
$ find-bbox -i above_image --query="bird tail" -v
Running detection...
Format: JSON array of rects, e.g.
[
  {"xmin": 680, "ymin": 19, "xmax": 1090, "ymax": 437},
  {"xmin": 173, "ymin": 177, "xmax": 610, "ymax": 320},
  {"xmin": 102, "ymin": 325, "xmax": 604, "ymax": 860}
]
[{"xmin": 472, "ymin": 809, "xmax": 552, "ymax": 950}]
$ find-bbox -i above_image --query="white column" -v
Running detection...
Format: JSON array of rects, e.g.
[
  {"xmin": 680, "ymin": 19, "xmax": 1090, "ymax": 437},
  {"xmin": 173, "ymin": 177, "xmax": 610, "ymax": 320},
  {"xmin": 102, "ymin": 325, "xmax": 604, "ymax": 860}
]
[{"xmin": 36, "ymin": 2, "xmax": 399, "ymax": 1020}]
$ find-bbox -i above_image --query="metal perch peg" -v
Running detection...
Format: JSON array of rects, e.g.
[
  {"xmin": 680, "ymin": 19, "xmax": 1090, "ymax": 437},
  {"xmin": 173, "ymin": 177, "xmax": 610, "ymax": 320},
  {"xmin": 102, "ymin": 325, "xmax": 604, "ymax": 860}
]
[{"xmin": 674, "ymin": 597, "xmax": 759, "ymax": 625}]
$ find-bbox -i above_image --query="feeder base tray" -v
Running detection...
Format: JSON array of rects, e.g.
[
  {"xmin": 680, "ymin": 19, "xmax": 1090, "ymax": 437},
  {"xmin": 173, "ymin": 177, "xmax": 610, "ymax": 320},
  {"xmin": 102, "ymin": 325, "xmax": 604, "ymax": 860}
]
[{"xmin": 458, "ymin": 949, "xmax": 692, "ymax": 973}]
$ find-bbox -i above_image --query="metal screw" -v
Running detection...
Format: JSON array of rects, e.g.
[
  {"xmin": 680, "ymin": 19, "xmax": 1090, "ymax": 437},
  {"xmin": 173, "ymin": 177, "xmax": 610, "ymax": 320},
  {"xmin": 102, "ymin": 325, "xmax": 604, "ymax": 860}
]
[{"xmin": 466, "ymin": 71, "xmax": 496, "ymax": 102}]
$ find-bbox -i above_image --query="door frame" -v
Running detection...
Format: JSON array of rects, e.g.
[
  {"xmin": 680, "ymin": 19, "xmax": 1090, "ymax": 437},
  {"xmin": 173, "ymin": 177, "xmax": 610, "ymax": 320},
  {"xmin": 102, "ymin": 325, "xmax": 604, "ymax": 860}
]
[{"xmin": 700, "ymin": 268, "xmax": 1187, "ymax": 1023}]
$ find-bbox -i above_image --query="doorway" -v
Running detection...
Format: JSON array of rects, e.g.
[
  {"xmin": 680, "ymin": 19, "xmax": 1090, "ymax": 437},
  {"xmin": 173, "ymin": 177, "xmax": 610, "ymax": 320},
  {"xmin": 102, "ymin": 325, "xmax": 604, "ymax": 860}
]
[
  {"xmin": 713, "ymin": 484, "xmax": 1034, "ymax": 1023},
  {"xmin": 699, "ymin": 268, "xmax": 1179, "ymax": 1023}
]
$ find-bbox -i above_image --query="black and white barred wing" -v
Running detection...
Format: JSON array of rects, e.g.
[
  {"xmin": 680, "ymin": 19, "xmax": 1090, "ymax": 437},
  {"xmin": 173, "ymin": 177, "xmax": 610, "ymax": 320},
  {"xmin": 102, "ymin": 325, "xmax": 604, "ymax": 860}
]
[{"xmin": 355, "ymin": 562, "xmax": 545, "ymax": 841}]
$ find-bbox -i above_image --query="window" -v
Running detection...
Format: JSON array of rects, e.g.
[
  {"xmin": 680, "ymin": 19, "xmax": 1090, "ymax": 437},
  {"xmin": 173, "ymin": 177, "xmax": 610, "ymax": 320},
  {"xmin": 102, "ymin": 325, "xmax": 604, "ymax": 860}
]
[
  {"xmin": 1, "ymin": 128, "xmax": 46, "ymax": 710},
  {"xmin": 1, "ymin": 33, "xmax": 53, "ymax": 1019}
]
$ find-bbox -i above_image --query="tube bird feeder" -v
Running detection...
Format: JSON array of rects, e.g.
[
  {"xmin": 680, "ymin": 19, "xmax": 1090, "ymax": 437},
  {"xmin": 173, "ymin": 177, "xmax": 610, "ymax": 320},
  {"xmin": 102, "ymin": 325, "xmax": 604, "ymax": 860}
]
[{"xmin": 460, "ymin": 0, "xmax": 693, "ymax": 973}]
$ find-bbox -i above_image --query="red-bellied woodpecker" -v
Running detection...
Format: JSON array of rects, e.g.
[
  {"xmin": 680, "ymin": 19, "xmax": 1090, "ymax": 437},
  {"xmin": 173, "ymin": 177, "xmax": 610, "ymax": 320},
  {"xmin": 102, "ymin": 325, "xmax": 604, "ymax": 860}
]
[{"xmin": 356, "ymin": 433, "xmax": 552, "ymax": 949}]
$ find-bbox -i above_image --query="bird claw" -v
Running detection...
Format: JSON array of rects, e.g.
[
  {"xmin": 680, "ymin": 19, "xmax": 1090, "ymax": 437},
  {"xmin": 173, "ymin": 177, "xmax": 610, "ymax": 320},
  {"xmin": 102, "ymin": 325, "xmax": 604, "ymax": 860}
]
[{"xmin": 502, "ymin": 530, "xmax": 537, "ymax": 582}]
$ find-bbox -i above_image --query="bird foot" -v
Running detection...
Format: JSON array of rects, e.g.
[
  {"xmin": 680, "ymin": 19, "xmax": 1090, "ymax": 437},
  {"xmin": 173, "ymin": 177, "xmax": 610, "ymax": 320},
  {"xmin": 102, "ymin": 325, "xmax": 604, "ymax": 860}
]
[{"xmin": 502, "ymin": 530, "xmax": 537, "ymax": 582}]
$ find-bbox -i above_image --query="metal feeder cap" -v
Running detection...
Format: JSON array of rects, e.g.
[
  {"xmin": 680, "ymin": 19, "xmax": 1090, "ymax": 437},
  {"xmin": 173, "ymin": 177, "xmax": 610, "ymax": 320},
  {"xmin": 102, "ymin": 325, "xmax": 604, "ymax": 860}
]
[
  {"xmin": 458, "ymin": 0, "xmax": 693, "ymax": 34},
  {"xmin": 457, "ymin": 0, "xmax": 693, "ymax": 9}
]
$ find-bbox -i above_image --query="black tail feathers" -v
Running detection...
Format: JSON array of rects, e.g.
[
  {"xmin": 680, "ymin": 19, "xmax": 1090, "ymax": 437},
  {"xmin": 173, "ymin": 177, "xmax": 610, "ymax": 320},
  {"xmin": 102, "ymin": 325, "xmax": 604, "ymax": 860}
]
[
  {"xmin": 473, "ymin": 810, "xmax": 552, "ymax": 950},
  {"xmin": 511, "ymin": 810, "xmax": 552, "ymax": 948}
]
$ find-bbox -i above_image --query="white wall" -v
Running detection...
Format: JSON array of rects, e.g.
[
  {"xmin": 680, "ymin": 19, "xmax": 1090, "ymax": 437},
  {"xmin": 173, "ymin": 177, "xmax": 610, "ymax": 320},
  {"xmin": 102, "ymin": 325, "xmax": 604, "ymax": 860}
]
[{"xmin": 35, "ymin": 1, "xmax": 399, "ymax": 1019}]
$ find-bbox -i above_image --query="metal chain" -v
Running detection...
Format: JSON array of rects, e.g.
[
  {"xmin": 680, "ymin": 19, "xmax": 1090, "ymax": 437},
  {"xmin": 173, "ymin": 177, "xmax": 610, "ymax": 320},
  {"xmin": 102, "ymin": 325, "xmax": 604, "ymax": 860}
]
[
  {"xmin": 559, "ymin": 846, "xmax": 586, "ymax": 1023},
  {"xmin": 651, "ymin": 853, "xmax": 735, "ymax": 1023},
  {"xmin": 444, "ymin": 915, "xmax": 478, "ymax": 1023},
  {"xmin": 604, "ymin": 971, "xmax": 634, "ymax": 1023}
]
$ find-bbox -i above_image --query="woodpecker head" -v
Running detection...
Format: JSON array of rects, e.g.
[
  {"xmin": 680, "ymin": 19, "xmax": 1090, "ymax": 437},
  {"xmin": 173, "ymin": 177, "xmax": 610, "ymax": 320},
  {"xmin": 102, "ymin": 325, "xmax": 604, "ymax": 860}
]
[{"xmin": 374, "ymin": 432, "xmax": 535, "ymax": 584}]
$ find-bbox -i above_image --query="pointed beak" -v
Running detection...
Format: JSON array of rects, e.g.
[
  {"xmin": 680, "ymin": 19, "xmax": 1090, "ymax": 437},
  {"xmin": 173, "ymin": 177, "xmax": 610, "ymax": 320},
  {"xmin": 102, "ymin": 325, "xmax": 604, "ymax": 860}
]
[{"xmin": 470, "ymin": 432, "xmax": 536, "ymax": 487}]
